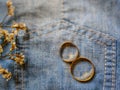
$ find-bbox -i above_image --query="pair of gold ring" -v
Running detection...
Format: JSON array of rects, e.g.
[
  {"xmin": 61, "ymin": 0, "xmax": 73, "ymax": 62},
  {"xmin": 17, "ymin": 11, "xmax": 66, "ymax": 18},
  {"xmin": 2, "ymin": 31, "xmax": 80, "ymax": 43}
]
[{"xmin": 59, "ymin": 41, "xmax": 95, "ymax": 82}]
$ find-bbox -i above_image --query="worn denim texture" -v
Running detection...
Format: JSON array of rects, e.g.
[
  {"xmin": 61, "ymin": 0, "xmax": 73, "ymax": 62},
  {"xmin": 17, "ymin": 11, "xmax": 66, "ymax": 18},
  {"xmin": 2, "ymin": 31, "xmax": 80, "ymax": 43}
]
[{"xmin": 0, "ymin": 0, "xmax": 120, "ymax": 90}]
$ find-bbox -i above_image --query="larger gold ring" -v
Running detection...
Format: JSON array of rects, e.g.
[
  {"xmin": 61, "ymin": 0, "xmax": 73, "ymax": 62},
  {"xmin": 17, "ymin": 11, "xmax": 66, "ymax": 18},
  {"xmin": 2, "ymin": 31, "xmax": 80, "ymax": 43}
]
[
  {"xmin": 70, "ymin": 57, "xmax": 95, "ymax": 82},
  {"xmin": 59, "ymin": 41, "xmax": 80, "ymax": 63}
]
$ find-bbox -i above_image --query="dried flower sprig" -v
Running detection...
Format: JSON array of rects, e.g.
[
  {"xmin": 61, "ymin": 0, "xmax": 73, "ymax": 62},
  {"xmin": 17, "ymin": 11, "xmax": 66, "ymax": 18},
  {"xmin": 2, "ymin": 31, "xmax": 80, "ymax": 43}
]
[
  {"xmin": 9, "ymin": 53, "xmax": 25, "ymax": 65},
  {"xmin": 0, "ymin": 45, "xmax": 3, "ymax": 54},
  {"xmin": 0, "ymin": 66, "xmax": 12, "ymax": 81},
  {"xmin": 6, "ymin": 0, "xmax": 15, "ymax": 16},
  {"xmin": 0, "ymin": 0, "xmax": 27, "ymax": 80},
  {"xmin": 12, "ymin": 22, "xmax": 27, "ymax": 31},
  {"xmin": 10, "ymin": 41, "xmax": 17, "ymax": 51}
]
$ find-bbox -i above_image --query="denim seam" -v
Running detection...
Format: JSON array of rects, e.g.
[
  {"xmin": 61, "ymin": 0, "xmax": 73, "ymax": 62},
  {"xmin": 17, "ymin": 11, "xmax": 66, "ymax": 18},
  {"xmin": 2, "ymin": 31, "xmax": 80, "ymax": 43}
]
[
  {"xmin": 21, "ymin": 64, "xmax": 24, "ymax": 90},
  {"xmin": 21, "ymin": 45, "xmax": 26, "ymax": 90},
  {"xmin": 103, "ymin": 45, "xmax": 107, "ymax": 90},
  {"xmin": 32, "ymin": 20, "xmax": 115, "ymax": 41},
  {"xmin": 15, "ymin": 42, "xmax": 27, "ymax": 90},
  {"xmin": 14, "ymin": 63, "xmax": 17, "ymax": 90},
  {"xmin": 111, "ymin": 42, "xmax": 116, "ymax": 90},
  {"xmin": 61, "ymin": 0, "xmax": 65, "ymax": 22}
]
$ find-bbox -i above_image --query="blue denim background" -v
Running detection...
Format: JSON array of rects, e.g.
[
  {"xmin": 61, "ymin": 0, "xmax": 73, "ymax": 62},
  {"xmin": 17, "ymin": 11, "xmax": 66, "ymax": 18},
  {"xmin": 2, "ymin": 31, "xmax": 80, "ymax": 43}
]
[{"xmin": 0, "ymin": 0, "xmax": 120, "ymax": 90}]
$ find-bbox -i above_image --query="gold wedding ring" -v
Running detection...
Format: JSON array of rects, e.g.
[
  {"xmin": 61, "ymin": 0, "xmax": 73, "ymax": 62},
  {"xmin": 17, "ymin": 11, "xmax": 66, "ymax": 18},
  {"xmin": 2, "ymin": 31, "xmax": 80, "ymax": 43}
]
[
  {"xmin": 70, "ymin": 57, "xmax": 95, "ymax": 82},
  {"xmin": 59, "ymin": 41, "xmax": 79, "ymax": 63},
  {"xmin": 59, "ymin": 41, "xmax": 95, "ymax": 82}
]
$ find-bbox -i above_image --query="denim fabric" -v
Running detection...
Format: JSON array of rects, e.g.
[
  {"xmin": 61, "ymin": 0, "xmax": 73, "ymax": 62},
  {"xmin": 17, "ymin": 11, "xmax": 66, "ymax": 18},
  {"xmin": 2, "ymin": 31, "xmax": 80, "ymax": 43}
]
[{"xmin": 0, "ymin": 0, "xmax": 120, "ymax": 90}]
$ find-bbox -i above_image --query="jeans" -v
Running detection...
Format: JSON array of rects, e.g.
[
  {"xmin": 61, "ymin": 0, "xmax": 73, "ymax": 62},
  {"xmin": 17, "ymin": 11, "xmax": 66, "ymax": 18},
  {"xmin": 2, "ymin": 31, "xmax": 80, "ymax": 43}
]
[{"xmin": 0, "ymin": 0, "xmax": 120, "ymax": 90}]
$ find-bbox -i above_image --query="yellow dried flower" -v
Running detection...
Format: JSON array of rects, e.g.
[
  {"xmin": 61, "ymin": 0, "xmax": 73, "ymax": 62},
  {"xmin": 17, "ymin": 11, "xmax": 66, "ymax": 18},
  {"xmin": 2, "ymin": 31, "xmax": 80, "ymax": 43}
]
[
  {"xmin": 12, "ymin": 29, "xmax": 18, "ymax": 35},
  {"xmin": 2, "ymin": 30, "xmax": 15, "ymax": 42},
  {"xmin": 6, "ymin": 0, "xmax": 15, "ymax": 16},
  {"xmin": 10, "ymin": 42, "xmax": 16, "ymax": 51},
  {"xmin": 6, "ymin": 0, "xmax": 12, "ymax": 7},
  {"xmin": 8, "ymin": 6, "xmax": 15, "ymax": 16},
  {"xmin": 8, "ymin": 33, "xmax": 15, "ymax": 41},
  {"xmin": 10, "ymin": 53, "xmax": 25, "ymax": 65},
  {"xmin": 0, "ymin": 45, "xmax": 3, "ymax": 54},
  {"xmin": 12, "ymin": 22, "xmax": 27, "ymax": 30},
  {"xmin": 0, "ymin": 66, "xmax": 12, "ymax": 81},
  {"xmin": 2, "ymin": 29, "xmax": 9, "ymax": 36},
  {"xmin": 2, "ymin": 29, "xmax": 7, "ymax": 34}
]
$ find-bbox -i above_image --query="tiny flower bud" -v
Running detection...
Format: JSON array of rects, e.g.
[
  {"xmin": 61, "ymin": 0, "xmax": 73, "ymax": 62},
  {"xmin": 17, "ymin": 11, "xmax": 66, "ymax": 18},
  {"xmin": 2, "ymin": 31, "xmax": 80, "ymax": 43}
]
[
  {"xmin": 10, "ymin": 54, "xmax": 25, "ymax": 65},
  {"xmin": 0, "ymin": 45, "xmax": 3, "ymax": 54},
  {"xmin": 0, "ymin": 66, "xmax": 12, "ymax": 80},
  {"xmin": 10, "ymin": 42, "xmax": 16, "ymax": 51},
  {"xmin": 6, "ymin": 0, "xmax": 15, "ymax": 16},
  {"xmin": 12, "ymin": 22, "xmax": 27, "ymax": 30},
  {"xmin": 6, "ymin": 0, "xmax": 12, "ymax": 7}
]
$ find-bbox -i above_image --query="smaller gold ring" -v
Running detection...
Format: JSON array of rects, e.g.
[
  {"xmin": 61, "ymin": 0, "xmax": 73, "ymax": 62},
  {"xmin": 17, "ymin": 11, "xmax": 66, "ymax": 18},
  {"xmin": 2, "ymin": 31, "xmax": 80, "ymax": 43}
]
[
  {"xmin": 59, "ymin": 41, "xmax": 80, "ymax": 63},
  {"xmin": 70, "ymin": 57, "xmax": 95, "ymax": 82}
]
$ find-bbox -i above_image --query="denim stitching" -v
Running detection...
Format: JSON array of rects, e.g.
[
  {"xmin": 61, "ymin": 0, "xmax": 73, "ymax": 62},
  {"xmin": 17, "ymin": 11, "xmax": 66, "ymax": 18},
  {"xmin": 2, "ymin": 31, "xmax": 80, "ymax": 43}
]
[
  {"xmin": 61, "ymin": 0, "xmax": 66, "ymax": 23},
  {"xmin": 21, "ymin": 44, "xmax": 27, "ymax": 90},
  {"xmin": 111, "ymin": 42, "xmax": 116, "ymax": 90},
  {"xmin": 15, "ymin": 41, "xmax": 28, "ymax": 90},
  {"xmin": 31, "ymin": 20, "xmax": 115, "ymax": 42},
  {"xmin": 14, "ymin": 63, "xmax": 18, "ymax": 90},
  {"xmin": 103, "ymin": 45, "xmax": 107, "ymax": 90}
]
